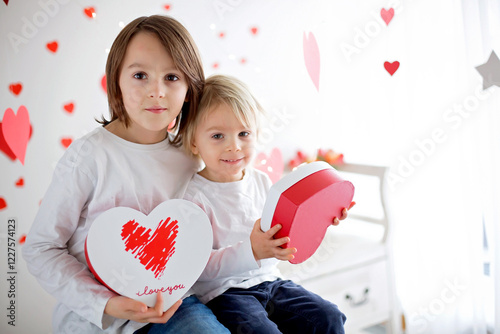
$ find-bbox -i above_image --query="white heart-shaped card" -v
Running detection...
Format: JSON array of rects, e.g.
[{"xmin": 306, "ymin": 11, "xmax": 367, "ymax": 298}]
[{"xmin": 85, "ymin": 199, "xmax": 212, "ymax": 311}]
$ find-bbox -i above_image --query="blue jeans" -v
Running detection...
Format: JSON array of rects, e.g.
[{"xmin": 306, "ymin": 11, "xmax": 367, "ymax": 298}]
[
  {"xmin": 206, "ymin": 279, "xmax": 346, "ymax": 334},
  {"xmin": 135, "ymin": 295, "xmax": 230, "ymax": 334}
]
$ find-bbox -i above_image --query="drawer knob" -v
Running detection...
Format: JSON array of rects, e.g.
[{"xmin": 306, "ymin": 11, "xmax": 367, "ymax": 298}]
[{"xmin": 345, "ymin": 288, "xmax": 370, "ymax": 307}]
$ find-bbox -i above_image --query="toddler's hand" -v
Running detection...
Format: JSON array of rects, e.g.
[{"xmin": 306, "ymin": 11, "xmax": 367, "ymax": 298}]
[
  {"xmin": 250, "ymin": 219, "xmax": 296, "ymax": 261},
  {"xmin": 104, "ymin": 292, "xmax": 181, "ymax": 323},
  {"xmin": 332, "ymin": 201, "xmax": 356, "ymax": 226}
]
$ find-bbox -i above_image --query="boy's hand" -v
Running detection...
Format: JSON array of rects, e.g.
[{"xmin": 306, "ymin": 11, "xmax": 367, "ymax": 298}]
[
  {"xmin": 250, "ymin": 219, "xmax": 296, "ymax": 261},
  {"xmin": 104, "ymin": 292, "xmax": 181, "ymax": 323},
  {"xmin": 332, "ymin": 201, "xmax": 356, "ymax": 226}
]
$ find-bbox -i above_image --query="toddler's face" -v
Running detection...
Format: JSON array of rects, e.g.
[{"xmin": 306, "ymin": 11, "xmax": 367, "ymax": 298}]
[
  {"xmin": 192, "ymin": 103, "xmax": 256, "ymax": 182},
  {"xmin": 118, "ymin": 31, "xmax": 188, "ymax": 143}
]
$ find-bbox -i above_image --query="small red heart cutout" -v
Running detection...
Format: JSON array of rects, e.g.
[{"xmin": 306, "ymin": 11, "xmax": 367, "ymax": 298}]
[
  {"xmin": 219, "ymin": 32, "xmax": 225, "ymax": 38},
  {"xmin": 0, "ymin": 197, "xmax": 7, "ymax": 210},
  {"xmin": 261, "ymin": 162, "xmax": 355, "ymax": 264},
  {"xmin": 9, "ymin": 83, "xmax": 22, "ymax": 96},
  {"xmin": 19, "ymin": 234, "xmax": 27, "ymax": 245},
  {"xmin": 3, "ymin": 0, "xmax": 9, "ymax": 6},
  {"xmin": 250, "ymin": 27, "xmax": 258, "ymax": 35},
  {"xmin": 164, "ymin": 4, "xmax": 171, "ymax": 10},
  {"xmin": 61, "ymin": 137, "xmax": 73, "ymax": 148},
  {"xmin": 212, "ymin": 62, "xmax": 219, "ymax": 69},
  {"xmin": 381, "ymin": 8, "xmax": 394, "ymax": 25},
  {"xmin": 84, "ymin": 7, "xmax": 96, "ymax": 19},
  {"xmin": 63, "ymin": 102, "xmax": 74, "ymax": 113},
  {"xmin": 15, "ymin": 177, "xmax": 24, "ymax": 187},
  {"xmin": 46, "ymin": 41, "xmax": 58, "ymax": 53},
  {"xmin": 384, "ymin": 61, "xmax": 400, "ymax": 76}
]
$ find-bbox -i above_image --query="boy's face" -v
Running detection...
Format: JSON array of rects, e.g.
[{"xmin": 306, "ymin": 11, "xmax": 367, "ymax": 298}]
[
  {"xmin": 192, "ymin": 103, "xmax": 256, "ymax": 183},
  {"xmin": 118, "ymin": 31, "xmax": 188, "ymax": 144}
]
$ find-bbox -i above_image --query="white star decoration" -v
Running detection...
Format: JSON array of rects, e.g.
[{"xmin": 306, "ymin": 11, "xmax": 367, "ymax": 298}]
[{"xmin": 475, "ymin": 50, "xmax": 500, "ymax": 90}]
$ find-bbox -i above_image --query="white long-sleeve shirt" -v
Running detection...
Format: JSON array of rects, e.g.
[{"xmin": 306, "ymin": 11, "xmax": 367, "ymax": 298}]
[
  {"xmin": 22, "ymin": 126, "xmax": 199, "ymax": 334},
  {"xmin": 183, "ymin": 168, "xmax": 282, "ymax": 304}
]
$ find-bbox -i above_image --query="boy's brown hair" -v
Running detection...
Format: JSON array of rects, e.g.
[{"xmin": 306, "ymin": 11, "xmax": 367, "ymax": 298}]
[{"xmin": 100, "ymin": 15, "xmax": 205, "ymax": 146}]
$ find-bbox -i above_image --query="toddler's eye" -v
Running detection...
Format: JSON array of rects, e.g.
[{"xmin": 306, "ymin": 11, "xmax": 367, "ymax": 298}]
[
  {"xmin": 133, "ymin": 72, "xmax": 147, "ymax": 80},
  {"xmin": 166, "ymin": 74, "xmax": 179, "ymax": 81},
  {"xmin": 212, "ymin": 134, "xmax": 223, "ymax": 139},
  {"xmin": 239, "ymin": 131, "xmax": 250, "ymax": 137}
]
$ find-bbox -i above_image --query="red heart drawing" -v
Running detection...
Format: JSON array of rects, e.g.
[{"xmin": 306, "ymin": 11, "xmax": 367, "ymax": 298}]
[
  {"xmin": 101, "ymin": 74, "xmax": 107, "ymax": 93},
  {"xmin": 61, "ymin": 137, "xmax": 73, "ymax": 148},
  {"xmin": 0, "ymin": 197, "xmax": 6, "ymax": 210},
  {"xmin": 121, "ymin": 218, "xmax": 178, "ymax": 279},
  {"xmin": 63, "ymin": 102, "xmax": 74, "ymax": 113},
  {"xmin": 254, "ymin": 148, "xmax": 284, "ymax": 184},
  {"xmin": 2, "ymin": 106, "xmax": 30, "ymax": 165},
  {"xmin": 250, "ymin": 27, "xmax": 258, "ymax": 35},
  {"xmin": 303, "ymin": 31, "xmax": 321, "ymax": 91},
  {"xmin": 85, "ymin": 200, "xmax": 213, "ymax": 310},
  {"xmin": 9, "ymin": 83, "xmax": 22, "ymax": 96},
  {"xmin": 46, "ymin": 41, "xmax": 58, "ymax": 53},
  {"xmin": 164, "ymin": 4, "xmax": 171, "ymax": 10},
  {"xmin": 261, "ymin": 162, "xmax": 354, "ymax": 264},
  {"xmin": 84, "ymin": 7, "xmax": 96, "ymax": 19},
  {"xmin": 15, "ymin": 177, "xmax": 24, "ymax": 187},
  {"xmin": 381, "ymin": 8, "xmax": 395, "ymax": 26},
  {"xmin": 384, "ymin": 61, "xmax": 400, "ymax": 76}
]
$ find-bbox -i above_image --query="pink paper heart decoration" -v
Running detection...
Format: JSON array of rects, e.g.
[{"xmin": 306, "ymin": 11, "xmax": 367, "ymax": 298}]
[
  {"xmin": 2, "ymin": 106, "xmax": 30, "ymax": 165},
  {"xmin": 261, "ymin": 162, "xmax": 354, "ymax": 264},
  {"xmin": 384, "ymin": 61, "xmax": 400, "ymax": 76},
  {"xmin": 85, "ymin": 199, "xmax": 212, "ymax": 311},
  {"xmin": 303, "ymin": 32, "xmax": 320, "ymax": 92},
  {"xmin": 254, "ymin": 148, "xmax": 284, "ymax": 184},
  {"xmin": 381, "ymin": 8, "xmax": 395, "ymax": 25}
]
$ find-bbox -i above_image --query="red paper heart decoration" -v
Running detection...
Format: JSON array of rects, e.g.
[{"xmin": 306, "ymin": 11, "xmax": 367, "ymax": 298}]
[
  {"xmin": 0, "ymin": 197, "xmax": 6, "ymax": 210},
  {"xmin": 85, "ymin": 199, "xmax": 212, "ymax": 311},
  {"xmin": 2, "ymin": 106, "xmax": 30, "ymax": 165},
  {"xmin": 15, "ymin": 177, "xmax": 24, "ymax": 187},
  {"xmin": 46, "ymin": 41, "xmax": 58, "ymax": 53},
  {"xmin": 164, "ymin": 4, "xmax": 171, "ymax": 10},
  {"xmin": 84, "ymin": 7, "xmax": 96, "ymax": 19},
  {"xmin": 250, "ymin": 27, "xmax": 258, "ymax": 35},
  {"xmin": 261, "ymin": 161, "xmax": 354, "ymax": 264},
  {"xmin": 9, "ymin": 83, "xmax": 22, "ymax": 96},
  {"xmin": 384, "ymin": 61, "xmax": 400, "ymax": 76},
  {"xmin": 19, "ymin": 234, "xmax": 26, "ymax": 245},
  {"xmin": 63, "ymin": 102, "xmax": 74, "ymax": 114},
  {"xmin": 0, "ymin": 122, "xmax": 32, "ymax": 161},
  {"xmin": 254, "ymin": 148, "xmax": 284, "ymax": 184},
  {"xmin": 3, "ymin": 0, "xmax": 8, "ymax": 6},
  {"xmin": 61, "ymin": 137, "xmax": 73, "ymax": 148},
  {"xmin": 303, "ymin": 31, "xmax": 320, "ymax": 92},
  {"xmin": 381, "ymin": 8, "xmax": 394, "ymax": 25}
]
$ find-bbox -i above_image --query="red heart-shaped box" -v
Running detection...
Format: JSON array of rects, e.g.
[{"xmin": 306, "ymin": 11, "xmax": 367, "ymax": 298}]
[
  {"xmin": 85, "ymin": 199, "xmax": 212, "ymax": 311},
  {"xmin": 261, "ymin": 161, "xmax": 354, "ymax": 264}
]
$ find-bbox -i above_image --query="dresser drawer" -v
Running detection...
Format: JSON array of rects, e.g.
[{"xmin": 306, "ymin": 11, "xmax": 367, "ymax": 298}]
[{"xmin": 298, "ymin": 259, "xmax": 391, "ymax": 331}]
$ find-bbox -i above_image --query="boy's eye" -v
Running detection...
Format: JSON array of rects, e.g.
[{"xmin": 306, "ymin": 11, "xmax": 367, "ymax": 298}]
[
  {"xmin": 133, "ymin": 72, "xmax": 146, "ymax": 80},
  {"xmin": 239, "ymin": 131, "xmax": 250, "ymax": 137},
  {"xmin": 212, "ymin": 134, "xmax": 223, "ymax": 139},
  {"xmin": 133, "ymin": 72, "xmax": 147, "ymax": 80},
  {"xmin": 166, "ymin": 74, "xmax": 179, "ymax": 81}
]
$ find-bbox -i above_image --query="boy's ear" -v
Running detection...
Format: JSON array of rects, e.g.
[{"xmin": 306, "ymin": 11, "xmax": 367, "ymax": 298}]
[{"xmin": 191, "ymin": 142, "xmax": 199, "ymax": 155}]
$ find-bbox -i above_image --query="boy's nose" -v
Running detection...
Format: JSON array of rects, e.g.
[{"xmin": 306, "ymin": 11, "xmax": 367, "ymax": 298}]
[{"xmin": 149, "ymin": 81, "xmax": 165, "ymax": 98}]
